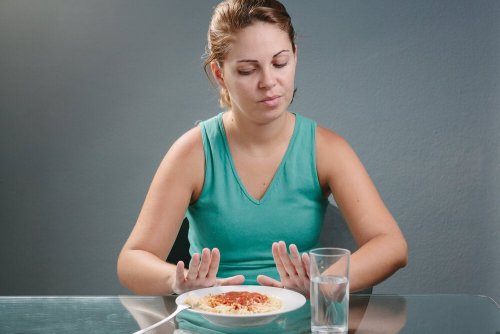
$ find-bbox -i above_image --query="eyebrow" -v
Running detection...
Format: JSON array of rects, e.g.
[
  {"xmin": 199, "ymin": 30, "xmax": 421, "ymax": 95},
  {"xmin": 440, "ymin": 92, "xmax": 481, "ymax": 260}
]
[{"xmin": 236, "ymin": 49, "xmax": 290, "ymax": 63}]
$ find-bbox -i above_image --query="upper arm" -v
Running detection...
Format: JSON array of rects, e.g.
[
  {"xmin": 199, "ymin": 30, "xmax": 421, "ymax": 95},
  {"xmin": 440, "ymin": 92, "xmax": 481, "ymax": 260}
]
[
  {"xmin": 316, "ymin": 126, "xmax": 402, "ymax": 246},
  {"xmin": 122, "ymin": 126, "xmax": 205, "ymax": 259}
]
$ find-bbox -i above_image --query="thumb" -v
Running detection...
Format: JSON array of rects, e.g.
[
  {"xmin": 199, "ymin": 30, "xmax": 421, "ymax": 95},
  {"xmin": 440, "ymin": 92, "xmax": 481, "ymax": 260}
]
[
  {"xmin": 217, "ymin": 275, "xmax": 245, "ymax": 286},
  {"xmin": 256, "ymin": 275, "xmax": 283, "ymax": 288}
]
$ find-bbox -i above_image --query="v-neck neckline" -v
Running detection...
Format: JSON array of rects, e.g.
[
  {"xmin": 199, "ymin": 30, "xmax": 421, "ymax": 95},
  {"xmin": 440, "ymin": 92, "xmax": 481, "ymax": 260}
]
[{"xmin": 218, "ymin": 112, "xmax": 299, "ymax": 205}]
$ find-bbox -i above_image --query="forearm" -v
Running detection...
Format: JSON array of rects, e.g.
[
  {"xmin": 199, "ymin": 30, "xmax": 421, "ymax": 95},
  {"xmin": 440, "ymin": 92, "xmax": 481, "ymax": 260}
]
[
  {"xmin": 117, "ymin": 249, "xmax": 178, "ymax": 295},
  {"xmin": 349, "ymin": 234, "xmax": 408, "ymax": 292}
]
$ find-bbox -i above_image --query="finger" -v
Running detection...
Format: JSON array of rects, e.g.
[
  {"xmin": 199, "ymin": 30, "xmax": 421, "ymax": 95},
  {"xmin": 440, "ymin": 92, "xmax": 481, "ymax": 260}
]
[
  {"xmin": 256, "ymin": 275, "xmax": 283, "ymax": 288},
  {"xmin": 187, "ymin": 253, "xmax": 200, "ymax": 280},
  {"xmin": 174, "ymin": 261, "xmax": 186, "ymax": 293},
  {"xmin": 302, "ymin": 252, "xmax": 311, "ymax": 278},
  {"xmin": 218, "ymin": 275, "xmax": 245, "ymax": 286},
  {"xmin": 278, "ymin": 241, "xmax": 297, "ymax": 277},
  {"xmin": 289, "ymin": 244, "xmax": 306, "ymax": 278},
  {"xmin": 206, "ymin": 248, "xmax": 220, "ymax": 280},
  {"xmin": 176, "ymin": 261, "xmax": 186, "ymax": 282},
  {"xmin": 197, "ymin": 248, "xmax": 211, "ymax": 278},
  {"xmin": 272, "ymin": 242, "xmax": 288, "ymax": 278}
]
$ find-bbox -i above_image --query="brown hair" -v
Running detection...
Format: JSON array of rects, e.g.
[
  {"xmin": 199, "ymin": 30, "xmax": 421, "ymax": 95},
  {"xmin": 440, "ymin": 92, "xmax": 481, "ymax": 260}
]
[{"xmin": 203, "ymin": 0, "xmax": 296, "ymax": 109}]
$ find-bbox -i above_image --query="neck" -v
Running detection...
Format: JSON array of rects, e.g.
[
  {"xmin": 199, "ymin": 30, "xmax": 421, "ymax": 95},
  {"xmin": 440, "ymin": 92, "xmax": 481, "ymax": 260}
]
[{"xmin": 223, "ymin": 111, "xmax": 293, "ymax": 156}]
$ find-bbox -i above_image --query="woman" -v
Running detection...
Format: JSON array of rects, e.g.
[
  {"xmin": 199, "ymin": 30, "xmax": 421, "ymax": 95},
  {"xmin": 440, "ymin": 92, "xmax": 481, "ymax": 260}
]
[{"xmin": 117, "ymin": 0, "xmax": 408, "ymax": 297}]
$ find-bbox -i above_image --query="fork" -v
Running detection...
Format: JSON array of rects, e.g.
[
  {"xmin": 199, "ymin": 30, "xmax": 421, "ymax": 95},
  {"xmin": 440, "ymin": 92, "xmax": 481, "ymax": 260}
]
[{"xmin": 132, "ymin": 304, "xmax": 190, "ymax": 334}]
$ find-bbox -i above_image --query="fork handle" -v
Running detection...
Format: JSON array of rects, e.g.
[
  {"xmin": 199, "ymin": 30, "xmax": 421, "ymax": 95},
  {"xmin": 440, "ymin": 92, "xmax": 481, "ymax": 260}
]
[{"xmin": 132, "ymin": 304, "xmax": 190, "ymax": 334}]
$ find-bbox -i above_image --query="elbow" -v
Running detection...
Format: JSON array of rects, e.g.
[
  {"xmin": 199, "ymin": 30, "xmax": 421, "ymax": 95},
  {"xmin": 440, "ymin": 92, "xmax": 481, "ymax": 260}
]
[
  {"xmin": 116, "ymin": 258, "xmax": 126, "ymax": 288},
  {"xmin": 395, "ymin": 237, "xmax": 409, "ymax": 269},
  {"xmin": 116, "ymin": 251, "xmax": 132, "ymax": 291}
]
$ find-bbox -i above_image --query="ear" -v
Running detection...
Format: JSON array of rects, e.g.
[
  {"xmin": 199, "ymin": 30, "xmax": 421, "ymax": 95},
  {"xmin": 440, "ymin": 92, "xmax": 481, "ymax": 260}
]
[{"xmin": 210, "ymin": 62, "xmax": 226, "ymax": 88}]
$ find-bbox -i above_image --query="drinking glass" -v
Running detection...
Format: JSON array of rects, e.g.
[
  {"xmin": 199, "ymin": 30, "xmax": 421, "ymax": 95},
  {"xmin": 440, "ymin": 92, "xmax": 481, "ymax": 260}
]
[{"xmin": 309, "ymin": 247, "xmax": 350, "ymax": 333}]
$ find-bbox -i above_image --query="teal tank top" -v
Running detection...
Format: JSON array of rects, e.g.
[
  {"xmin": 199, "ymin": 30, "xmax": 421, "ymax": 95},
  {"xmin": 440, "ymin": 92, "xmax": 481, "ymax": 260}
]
[{"xmin": 186, "ymin": 112, "xmax": 328, "ymax": 284}]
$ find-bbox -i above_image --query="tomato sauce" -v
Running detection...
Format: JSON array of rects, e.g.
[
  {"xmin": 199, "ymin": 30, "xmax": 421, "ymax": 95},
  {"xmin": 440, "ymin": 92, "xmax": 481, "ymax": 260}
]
[{"xmin": 208, "ymin": 291, "xmax": 269, "ymax": 310}]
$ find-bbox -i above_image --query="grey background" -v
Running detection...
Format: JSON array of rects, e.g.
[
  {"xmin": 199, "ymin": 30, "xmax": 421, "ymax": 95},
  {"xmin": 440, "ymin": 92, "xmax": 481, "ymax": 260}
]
[{"xmin": 1, "ymin": 0, "xmax": 499, "ymax": 301}]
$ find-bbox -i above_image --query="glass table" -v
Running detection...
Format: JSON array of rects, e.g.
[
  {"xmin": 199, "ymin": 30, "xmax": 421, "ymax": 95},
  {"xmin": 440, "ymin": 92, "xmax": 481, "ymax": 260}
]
[{"xmin": 0, "ymin": 294, "xmax": 498, "ymax": 333}]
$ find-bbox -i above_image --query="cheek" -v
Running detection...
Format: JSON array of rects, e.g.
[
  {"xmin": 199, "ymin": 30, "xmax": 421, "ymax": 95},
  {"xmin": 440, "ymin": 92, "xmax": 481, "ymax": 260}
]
[
  {"xmin": 280, "ymin": 66, "xmax": 296, "ymax": 84},
  {"xmin": 225, "ymin": 80, "xmax": 254, "ymax": 104},
  {"xmin": 231, "ymin": 79, "xmax": 255, "ymax": 97},
  {"xmin": 288, "ymin": 66, "xmax": 296, "ymax": 83},
  {"xmin": 283, "ymin": 71, "xmax": 296, "ymax": 91}
]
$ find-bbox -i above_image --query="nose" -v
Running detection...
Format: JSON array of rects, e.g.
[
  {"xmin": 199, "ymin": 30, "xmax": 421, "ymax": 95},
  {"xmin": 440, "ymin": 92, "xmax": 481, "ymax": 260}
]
[{"xmin": 258, "ymin": 67, "xmax": 276, "ymax": 89}]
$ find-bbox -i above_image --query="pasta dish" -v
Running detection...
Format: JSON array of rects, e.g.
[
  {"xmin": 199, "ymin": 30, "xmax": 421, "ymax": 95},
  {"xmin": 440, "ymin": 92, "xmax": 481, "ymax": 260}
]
[{"xmin": 185, "ymin": 291, "xmax": 282, "ymax": 314}]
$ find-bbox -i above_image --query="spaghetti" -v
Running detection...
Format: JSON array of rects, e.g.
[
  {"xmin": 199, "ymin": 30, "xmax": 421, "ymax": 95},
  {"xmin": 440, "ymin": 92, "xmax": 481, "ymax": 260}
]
[{"xmin": 185, "ymin": 291, "xmax": 282, "ymax": 314}]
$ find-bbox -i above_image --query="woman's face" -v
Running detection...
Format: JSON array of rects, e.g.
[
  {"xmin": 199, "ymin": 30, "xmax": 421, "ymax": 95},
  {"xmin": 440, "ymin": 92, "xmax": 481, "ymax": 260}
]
[{"xmin": 214, "ymin": 21, "xmax": 297, "ymax": 123}]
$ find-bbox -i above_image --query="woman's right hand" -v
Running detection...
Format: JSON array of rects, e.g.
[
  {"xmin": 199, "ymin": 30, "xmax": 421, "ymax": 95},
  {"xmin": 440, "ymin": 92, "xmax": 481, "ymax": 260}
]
[{"xmin": 172, "ymin": 248, "xmax": 245, "ymax": 294}]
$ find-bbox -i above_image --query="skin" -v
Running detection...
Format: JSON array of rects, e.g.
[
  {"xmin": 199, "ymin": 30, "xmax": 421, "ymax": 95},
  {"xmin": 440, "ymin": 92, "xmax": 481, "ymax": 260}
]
[{"xmin": 117, "ymin": 21, "xmax": 408, "ymax": 296}]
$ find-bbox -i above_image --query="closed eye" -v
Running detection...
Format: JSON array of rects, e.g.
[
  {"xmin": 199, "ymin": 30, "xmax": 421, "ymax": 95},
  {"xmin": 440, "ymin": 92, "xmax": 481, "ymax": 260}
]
[{"xmin": 238, "ymin": 69, "xmax": 255, "ymax": 75}]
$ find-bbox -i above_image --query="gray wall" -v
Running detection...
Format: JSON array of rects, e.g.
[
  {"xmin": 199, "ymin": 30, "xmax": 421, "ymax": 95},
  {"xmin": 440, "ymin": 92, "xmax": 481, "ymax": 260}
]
[{"xmin": 1, "ymin": 1, "xmax": 499, "ymax": 301}]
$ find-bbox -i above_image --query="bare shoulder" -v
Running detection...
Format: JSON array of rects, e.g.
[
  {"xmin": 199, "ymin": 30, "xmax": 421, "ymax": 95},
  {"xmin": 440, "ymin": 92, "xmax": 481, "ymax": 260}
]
[
  {"xmin": 156, "ymin": 126, "xmax": 205, "ymax": 200},
  {"xmin": 316, "ymin": 125, "xmax": 350, "ymax": 151},
  {"xmin": 167, "ymin": 126, "xmax": 204, "ymax": 162},
  {"xmin": 316, "ymin": 125, "xmax": 356, "ymax": 164},
  {"xmin": 316, "ymin": 125, "xmax": 362, "ymax": 186}
]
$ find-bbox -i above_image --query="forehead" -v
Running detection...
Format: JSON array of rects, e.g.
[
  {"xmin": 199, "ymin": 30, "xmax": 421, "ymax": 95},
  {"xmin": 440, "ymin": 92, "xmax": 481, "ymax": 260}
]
[{"xmin": 225, "ymin": 21, "xmax": 292, "ymax": 61}]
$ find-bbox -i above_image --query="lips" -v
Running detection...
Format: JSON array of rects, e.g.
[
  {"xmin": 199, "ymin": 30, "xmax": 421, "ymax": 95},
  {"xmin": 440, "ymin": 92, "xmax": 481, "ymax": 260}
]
[
  {"xmin": 260, "ymin": 95, "xmax": 281, "ymax": 107},
  {"xmin": 261, "ymin": 95, "xmax": 280, "ymax": 102}
]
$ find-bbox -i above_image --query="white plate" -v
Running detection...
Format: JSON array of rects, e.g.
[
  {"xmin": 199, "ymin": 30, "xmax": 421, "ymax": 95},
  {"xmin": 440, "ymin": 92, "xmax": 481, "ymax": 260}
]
[{"xmin": 175, "ymin": 285, "xmax": 306, "ymax": 327}]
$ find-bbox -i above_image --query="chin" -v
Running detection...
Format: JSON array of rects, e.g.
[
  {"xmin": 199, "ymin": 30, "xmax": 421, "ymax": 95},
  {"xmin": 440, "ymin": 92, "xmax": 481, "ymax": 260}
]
[{"xmin": 257, "ymin": 107, "xmax": 288, "ymax": 123}]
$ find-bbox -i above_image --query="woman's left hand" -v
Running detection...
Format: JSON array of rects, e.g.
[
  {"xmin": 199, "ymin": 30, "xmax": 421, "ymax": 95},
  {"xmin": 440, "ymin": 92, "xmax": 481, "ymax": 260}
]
[{"xmin": 257, "ymin": 241, "xmax": 310, "ymax": 298}]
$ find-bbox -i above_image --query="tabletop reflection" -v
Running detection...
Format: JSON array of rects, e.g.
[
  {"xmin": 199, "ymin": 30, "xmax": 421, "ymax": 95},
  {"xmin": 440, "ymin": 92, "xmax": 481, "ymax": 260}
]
[{"xmin": 120, "ymin": 294, "xmax": 407, "ymax": 334}]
